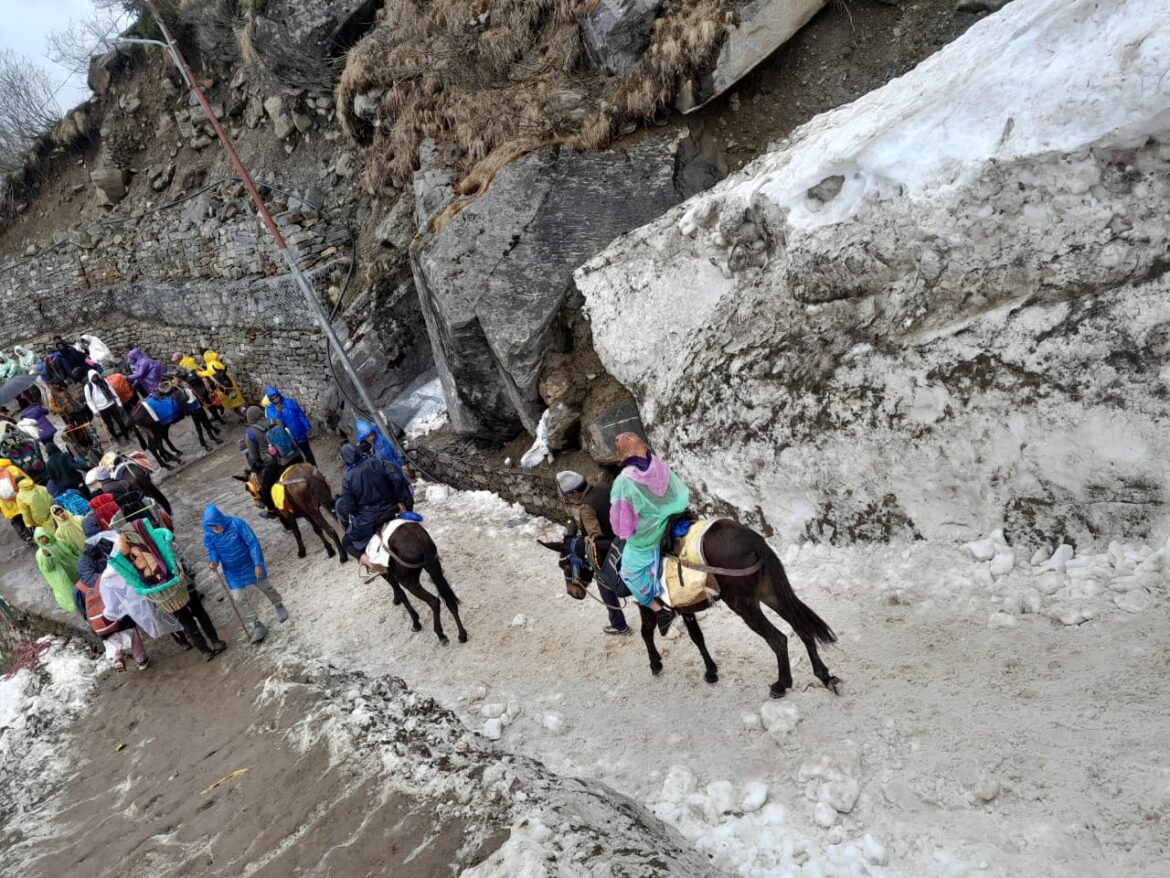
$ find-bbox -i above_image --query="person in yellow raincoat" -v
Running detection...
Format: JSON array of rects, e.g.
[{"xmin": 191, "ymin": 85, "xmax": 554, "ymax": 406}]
[
  {"xmin": 172, "ymin": 353, "xmax": 199, "ymax": 373},
  {"xmin": 0, "ymin": 458, "xmax": 34, "ymax": 547},
  {"xmin": 197, "ymin": 351, "xmax": 246, "ymax": 422},
  {"xmin": 17, "ymin": 478, "xmax": 55, "ymax": 534},
  {"xmin": 50, "ymin": 504, "xmax": 87, "ymax": 552}
]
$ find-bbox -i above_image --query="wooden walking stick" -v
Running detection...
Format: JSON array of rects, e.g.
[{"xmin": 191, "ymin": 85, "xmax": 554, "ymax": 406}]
[{"xmin": 211, "ymin": 565, "xmax": 251, "ymax": 641}]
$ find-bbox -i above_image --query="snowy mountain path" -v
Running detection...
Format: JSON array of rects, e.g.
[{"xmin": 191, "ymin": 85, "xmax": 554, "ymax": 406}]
[{"xmin": 4, "ymin": 440, "xmax": 1168, "ymax": 876}]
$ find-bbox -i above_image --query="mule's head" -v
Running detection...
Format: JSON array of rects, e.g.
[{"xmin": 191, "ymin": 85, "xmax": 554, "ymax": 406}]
[
  {"xmin": 233, "ymin": 471, "xmax": 265, "ymax": 511},
  {"xmin": 537, "ymin": 532, "xmax": 591, "ymax": 600}
]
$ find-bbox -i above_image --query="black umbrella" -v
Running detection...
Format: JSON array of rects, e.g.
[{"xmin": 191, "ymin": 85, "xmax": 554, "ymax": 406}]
[{"xmin": 0, "ymin": 374, "xmax": 37, "ymax": 407}]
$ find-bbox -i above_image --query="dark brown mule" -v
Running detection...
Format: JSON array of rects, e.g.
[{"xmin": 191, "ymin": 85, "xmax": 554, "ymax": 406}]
[
  {"xmin": 234, "ymin": 463, "xmax": 347, "ymax": 563},
  {"xmin": 360, "ymin": 520, "xmax": 467, "ymax": 644},
  {"xmin": 541, "ymin": 520, "xmax": 840, "ymax": 699},
  {"xmin": 128, "ymin": 396, "xmax": 184, "ymax": 469}
]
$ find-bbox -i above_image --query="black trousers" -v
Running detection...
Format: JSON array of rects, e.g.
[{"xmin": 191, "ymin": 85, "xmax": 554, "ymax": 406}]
[
  {"xmin": 98, "ymin": 406, "xmax": 131, "ymax": 441},
  {"xmin": 297, "ymin": 440, "xmax": 316, "ymax": 466},
  {"xmin": 9, "ymin": 515, "xmax": 33, "ymax": 545},
  {"xmin": 172, "ymin": 592, "xmax": 220, "ymax": 652}
]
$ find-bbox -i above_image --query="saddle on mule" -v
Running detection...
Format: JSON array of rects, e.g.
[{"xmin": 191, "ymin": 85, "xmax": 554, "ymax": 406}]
[{"xmin": 659, "ymin": 518, "xmax": 764, "ymax": 610}]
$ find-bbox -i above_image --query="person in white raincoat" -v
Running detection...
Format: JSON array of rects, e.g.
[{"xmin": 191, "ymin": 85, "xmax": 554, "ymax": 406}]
[
  {"xmin": 79, "ymin": 334, "xmax": 113, "ymax": 366},
  {"xmin": 97, "ymin": 534, "xmax": 180, "ymax": 639}
]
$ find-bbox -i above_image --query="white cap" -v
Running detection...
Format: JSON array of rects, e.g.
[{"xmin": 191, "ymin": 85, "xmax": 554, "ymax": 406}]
[{"xmin": 556, "ymin": 471, "xmax": 587, "ymax": 495}]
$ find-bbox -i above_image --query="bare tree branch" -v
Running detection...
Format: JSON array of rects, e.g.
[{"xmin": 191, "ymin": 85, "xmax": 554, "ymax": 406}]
[{"xmin": 0, "ymin": 51, "xmax": 61, "ymax": 175}]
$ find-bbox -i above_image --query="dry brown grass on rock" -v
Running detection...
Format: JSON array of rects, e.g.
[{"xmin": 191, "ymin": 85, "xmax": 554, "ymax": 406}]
[{"xmin": 338, "ymin": 0, "xmax": 733, "ymax": 195}]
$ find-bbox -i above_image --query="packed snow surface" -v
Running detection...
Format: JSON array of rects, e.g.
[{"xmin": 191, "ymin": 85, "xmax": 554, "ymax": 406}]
[
  {"xmin": 676, "ymin": 0, "xmax": 1170, "ymax": 234},
  {"xmin": 266, "ymin": 484, "xmax": 1170, "ymax": 877},
  {"xmin": 0, "ymin": 640, "xmax": 103, "ymax": 837}
]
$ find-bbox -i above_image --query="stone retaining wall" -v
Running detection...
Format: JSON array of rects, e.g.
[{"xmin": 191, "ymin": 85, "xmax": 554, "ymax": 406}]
[{"xmin": 410, "ymin": 435, "xmax": 571, "ymax": 524}]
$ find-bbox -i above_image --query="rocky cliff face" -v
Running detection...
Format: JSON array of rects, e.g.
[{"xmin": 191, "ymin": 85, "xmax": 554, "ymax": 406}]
[
  {"xmin": 579, "ymin": 0, "xmax": 1170, "ymax": 548},
  {"xmin": 1, "ymin": 0, "xmax": 1004, "ymax": 519}
]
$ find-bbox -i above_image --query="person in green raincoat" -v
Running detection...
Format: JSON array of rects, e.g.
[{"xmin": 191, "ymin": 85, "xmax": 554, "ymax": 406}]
[
  {"xmin": 34, "ymin": 526, "xmax": 82, "ymax": 612},
  {"xmin": 608, "ymin": 433, "xmax": 690, "ymax": 636}
]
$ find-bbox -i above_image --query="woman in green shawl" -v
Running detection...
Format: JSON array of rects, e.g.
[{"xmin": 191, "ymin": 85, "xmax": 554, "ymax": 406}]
[
  {"xmin": 34, "ymin": 526, "xmax": 82, "ymax": 612},
  {"xmin": 608, "ymin": 433, "xmax": 690, "ymax": 635}
]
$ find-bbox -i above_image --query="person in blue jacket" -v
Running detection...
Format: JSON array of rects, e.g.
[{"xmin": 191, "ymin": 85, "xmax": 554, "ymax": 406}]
[
  {"xmin": 265, "ymin": 386, "xmax": 315, "ymax": 465},
  {"xmin": 354, "ymin": 418, "xmax": 403, "ymax": 466},
  {"xmin": 203, "ymin": 504, "xmax": 289, "ymax": 643},
  {"xmin": 335, "ymin": 444, "xmax": 412, "ymax": 559}
]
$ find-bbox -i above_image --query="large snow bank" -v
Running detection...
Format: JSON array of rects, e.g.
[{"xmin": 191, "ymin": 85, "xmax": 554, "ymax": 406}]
[
  {"xmin": 0, "ymin": 639, "xmax": 103, "ymax": 832},
  {"xmin": 578, "ymin": 0, "xmax": 1170, "ymax": 548}
]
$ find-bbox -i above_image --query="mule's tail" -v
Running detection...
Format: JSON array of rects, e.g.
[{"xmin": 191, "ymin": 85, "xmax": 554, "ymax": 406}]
[
  {"xmin": 755, "ymin": 533, "xmax": 836, "ymax": 644},
  {"xmin": 424, "ymin": 547, "xmax": 460, "ymax": 608}
]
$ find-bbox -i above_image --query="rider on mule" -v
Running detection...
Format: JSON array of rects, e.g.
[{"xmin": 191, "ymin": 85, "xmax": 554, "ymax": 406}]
[
  {"xmin": 556, "ymin": 470, "xmax": 630, "ymax": 636},
  {"xmin": 244, "ymin": 406, "xmax": 302, "ymax": 515},
  {"xmin": 609, "ymin": 433, "xmax": 689, "ymax": 636},
  {"xmin": 336, "ymin": 443, "xmax": 412, "ymax": 560}
]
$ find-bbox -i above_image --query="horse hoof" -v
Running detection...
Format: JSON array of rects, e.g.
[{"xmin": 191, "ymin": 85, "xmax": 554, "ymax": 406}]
[
  {"xmin": 826, "ymin": 676, "xmax": 842, "ymax": 696},
  {"xmin": 769, "ymin": 682, "xmax": 790, "ymax": 699},
  {"xmin": 458, "ymin": 632, "xmax": 468, "ymax": 643},
  {"xmin": 438, "ymin": 636, "xmax": 450, "ymax": 646},
  {"xmin": 704, "ymin": 671, "xmax": 719, "ymax": 685},
  {"xmin": 339, "ymin": 554, "xmax": 349, "ymax": 564},
  {"xmin": 411, "ymin": 622, "xmax": 422, "ymax": 632},
  {"xmin": 392, "ymin": 595, "xmax": 402, "ymax": 606},
  {"xmin": 297, "ymin": 550, "xmax": 307, "ymax": 559},
  {"xmin": 650, "ymin": 664, "xmax": 663, "ymax": 676}
]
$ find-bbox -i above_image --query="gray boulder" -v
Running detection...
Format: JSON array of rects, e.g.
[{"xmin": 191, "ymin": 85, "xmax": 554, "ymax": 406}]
[
  {"xmin": 582, "ymin": 0, "xmax": 663, "ymax": 79},
  {"xmin": 91, "ymin": 166, "xmax": 128, "ymax": 207},
  {"xmin": 678, "ymin": 0, "xmax": 826, "ymax": 113},
  {"xmin": 411, "ymin": 134, "xmax": 725, "ymax": 439},
  {"xmin": 412, "ymin": 140, "xmax": 456, "ymax": 229},
  {"xmin": 253, "ymin": 0, "xmax": 381, "ymax": 57},
  {"xmin": 581, "ymin": 388, "xmax": 645, "ymax": 464}
]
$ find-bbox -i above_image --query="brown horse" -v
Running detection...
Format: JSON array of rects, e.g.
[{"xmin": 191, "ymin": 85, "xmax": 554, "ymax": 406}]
[
  {"xmin": 541, "ymin": 520, "xmax": 840, "ymax": 699},
  {"xmin": 235, "ymin": 463, "xmax": 347, "ymax": 563},
  {"xmin": 360, "ymin": 519, "xmax": 467, "ymax": 644}
]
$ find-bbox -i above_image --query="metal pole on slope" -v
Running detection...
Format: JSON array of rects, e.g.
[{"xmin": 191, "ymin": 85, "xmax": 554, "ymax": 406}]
[{"xmin": 137, "ymin": 0, "xmax": 406, "ymax": 463}]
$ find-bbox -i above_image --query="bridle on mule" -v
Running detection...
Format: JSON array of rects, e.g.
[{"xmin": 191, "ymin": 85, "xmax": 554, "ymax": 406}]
[{"xmin": 561, "ymin": 536, "xmax": 627, "ymax": 611}]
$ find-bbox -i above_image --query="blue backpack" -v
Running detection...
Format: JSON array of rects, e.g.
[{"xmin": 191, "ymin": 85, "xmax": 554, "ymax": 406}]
[{"xmin": 265, "ymin": 422, "xmax": 300, "ymax": 463}]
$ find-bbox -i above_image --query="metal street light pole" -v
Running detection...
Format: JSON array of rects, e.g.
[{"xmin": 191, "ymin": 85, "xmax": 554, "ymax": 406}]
[{"xmin": 132, "ymin": 0, "xmax": 405, "ymax": 461}]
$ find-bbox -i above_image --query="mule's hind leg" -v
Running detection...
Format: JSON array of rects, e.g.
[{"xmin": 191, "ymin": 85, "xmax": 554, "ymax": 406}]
[
  {"xmin": 682, "ymin": 614, "xmax": 718, "ymax": 684},
  {"xmin": 424, "ymin": 557, "xmax": 467, "ymax": 643},
  {"xmin": 383, "ymin": 573, "xmax": 421, "ymax": 631},
  {"xmin": 282, "ymin": 516, "xmax": 307, "ymax": 558},
  {"xmin": 162, "ymin": 427, "xmax": 183, "ymax": 458},
  {"xmin": 638, "ymin": 604, "xmax": 663, "ymax": 675},
  {"xmin": 306, "ymin": 514, "xmax": 336, "ymax": 559},
  {"xmin": 399, "ymin": 571, "xmax": 446, "ymax": 643},
  {"xmin": 758, "ymin": 586, "xmax": 839, "ymax": 693},
  {"xmin": 727, "ymin": 595, "xmax": 794, "ymax": 698}
]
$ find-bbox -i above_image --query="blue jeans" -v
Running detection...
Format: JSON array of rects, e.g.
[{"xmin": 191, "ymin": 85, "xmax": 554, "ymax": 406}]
[
  {"xmin": 598, "ymin": 581, "xmax": 628, "ymax": 631},
  {"xmin": 597, "ymin": 541, "xmax": 630, "ymax": 631}
]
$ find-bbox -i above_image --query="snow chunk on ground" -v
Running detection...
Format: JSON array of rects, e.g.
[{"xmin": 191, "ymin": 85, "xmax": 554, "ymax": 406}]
[{"xmin": 759, "ymin": 701, "xmax": 801, "ymax": 740}]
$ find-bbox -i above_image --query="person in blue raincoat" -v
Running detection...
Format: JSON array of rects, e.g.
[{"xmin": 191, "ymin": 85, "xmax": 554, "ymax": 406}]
[
  {"xmin": 264, "ymin": 386, "xmax": 314, "ymax": 465},
  {"xmin": 354, "ymin": 417, "xmax": 414, "ymax": 498},
  {"xmin": 335, "ymin": 444, "xmax": 411, "ymax": 559},
  {"xmin": 354, "ymin": 418, "xmax": 403, "ymax": 466},
  {"xmin": 203, "ymin": 504, "xmax": 289, "ymax": 643}
]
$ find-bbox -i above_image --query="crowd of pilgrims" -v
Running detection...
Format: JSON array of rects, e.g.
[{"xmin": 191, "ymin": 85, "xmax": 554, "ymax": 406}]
[{"xmin": 1, "ymin": 337, "xmax": 413, "ymax": 670}]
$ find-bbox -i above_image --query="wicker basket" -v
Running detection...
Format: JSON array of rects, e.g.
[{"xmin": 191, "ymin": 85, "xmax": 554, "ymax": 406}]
[{"xmin": 144, "ymin": 576, "xmax": 190, "ymax": 613}]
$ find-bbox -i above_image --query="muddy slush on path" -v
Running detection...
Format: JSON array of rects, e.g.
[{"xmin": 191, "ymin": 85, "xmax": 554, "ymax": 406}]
[{"xmin": 0, "ymin": 436, "xmax": 720, "ymax": 878}]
